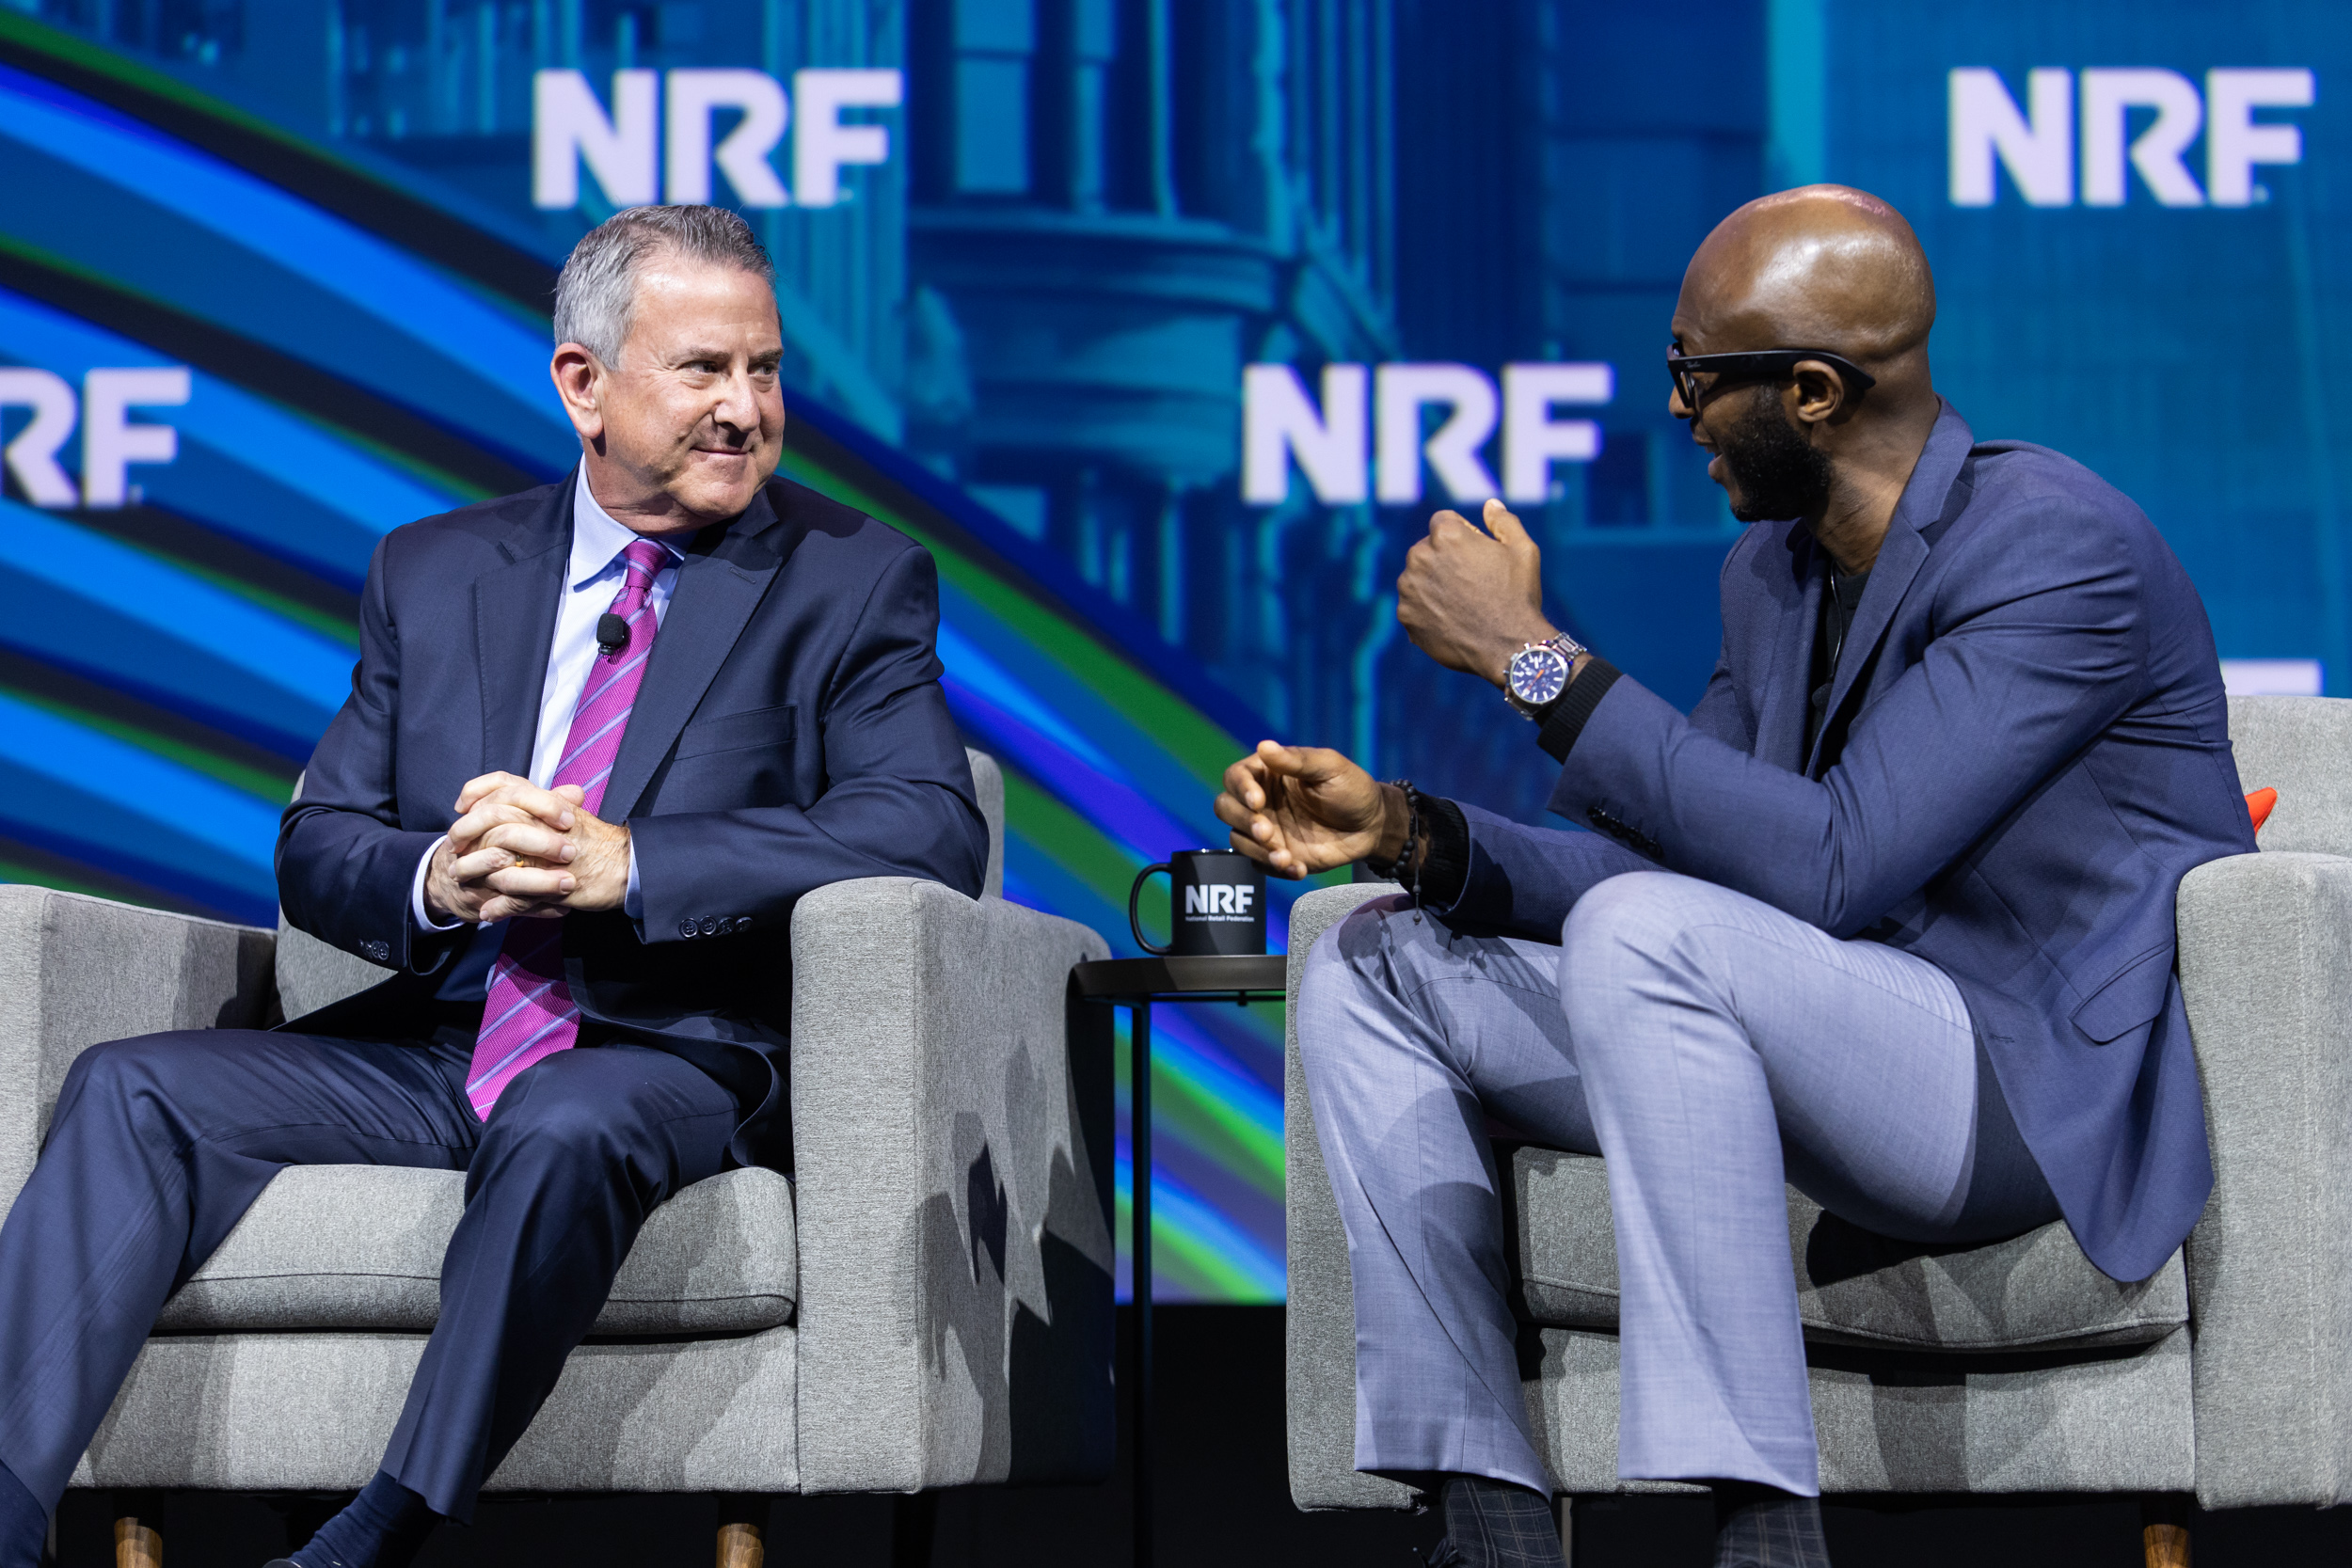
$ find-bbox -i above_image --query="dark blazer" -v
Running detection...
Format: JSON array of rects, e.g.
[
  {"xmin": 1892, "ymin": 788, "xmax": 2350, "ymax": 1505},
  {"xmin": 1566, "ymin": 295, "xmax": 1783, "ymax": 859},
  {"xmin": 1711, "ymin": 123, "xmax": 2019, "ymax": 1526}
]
[
  {"xmin": 1440, "ymin": 404, "xmax": 2249, "ymax": 1282},
  {"xmin": 277, "ymin": 470, "xmax": 990, "ymax": 1167}
]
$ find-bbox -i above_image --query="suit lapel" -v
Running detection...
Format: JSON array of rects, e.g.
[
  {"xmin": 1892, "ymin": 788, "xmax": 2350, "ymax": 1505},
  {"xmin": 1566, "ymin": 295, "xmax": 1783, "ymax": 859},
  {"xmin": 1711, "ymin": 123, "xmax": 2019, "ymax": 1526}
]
[
  {"xmin": 1802, "ymin": 402, "xmax": 1976, "ymax": 777},
  {"xmin": 602, "ymin": 484, "xmax": 788, "ymax": 819},
  {"xmin": 1752, "ymin": 524, "xmax": 1823, "ymax": 772},
  {"xmin": 474, "ymin": 480, "xmax": 573, "ymax": 776}
]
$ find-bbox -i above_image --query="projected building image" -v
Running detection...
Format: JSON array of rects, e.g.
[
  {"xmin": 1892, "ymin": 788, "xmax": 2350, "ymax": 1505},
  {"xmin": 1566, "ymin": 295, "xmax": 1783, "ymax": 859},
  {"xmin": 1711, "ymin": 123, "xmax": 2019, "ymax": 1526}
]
[{"xmin": 0, "ymin": 0, "xmax": 2341, "ymax": 1307}]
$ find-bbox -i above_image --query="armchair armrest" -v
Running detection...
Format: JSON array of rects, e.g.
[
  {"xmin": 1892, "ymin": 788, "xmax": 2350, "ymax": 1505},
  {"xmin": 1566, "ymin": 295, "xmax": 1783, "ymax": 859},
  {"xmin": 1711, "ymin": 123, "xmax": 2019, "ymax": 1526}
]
[
  {"xmin": 2176, "ymin": 851, "xmax": 2352, "ymax": 1508},
  {"xmin": 1283, "ymin": 882, "xmax": 1419, "ymax": 1511},
  {"xmin": 790, "ymin": 878, "xmax": 1114, "ymax": 1492},
  {"xmin": 0, "ymin": 886, "xmax": 274, "ymax": 1216}
]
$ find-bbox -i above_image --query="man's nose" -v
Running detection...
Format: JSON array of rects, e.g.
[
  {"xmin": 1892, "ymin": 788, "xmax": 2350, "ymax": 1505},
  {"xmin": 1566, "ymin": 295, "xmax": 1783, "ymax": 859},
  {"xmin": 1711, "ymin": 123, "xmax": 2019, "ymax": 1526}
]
[{"xmin": 711, "ymin": 368, "xmax": 760, "ymax": 432}]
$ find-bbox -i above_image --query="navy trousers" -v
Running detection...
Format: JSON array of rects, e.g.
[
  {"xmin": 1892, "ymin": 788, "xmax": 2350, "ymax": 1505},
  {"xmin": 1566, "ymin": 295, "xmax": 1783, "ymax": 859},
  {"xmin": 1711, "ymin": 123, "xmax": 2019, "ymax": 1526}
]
[{"xmin": 0, "ymin": 1015, "xmax": 740, "ymax": 1522}]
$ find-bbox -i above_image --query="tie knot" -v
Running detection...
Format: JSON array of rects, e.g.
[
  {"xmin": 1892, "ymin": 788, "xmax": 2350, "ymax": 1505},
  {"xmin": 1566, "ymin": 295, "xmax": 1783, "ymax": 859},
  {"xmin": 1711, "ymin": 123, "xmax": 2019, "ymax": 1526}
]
[{"xmin": 621, "ymin": 538, "xmax": 670, "ymax": 590}]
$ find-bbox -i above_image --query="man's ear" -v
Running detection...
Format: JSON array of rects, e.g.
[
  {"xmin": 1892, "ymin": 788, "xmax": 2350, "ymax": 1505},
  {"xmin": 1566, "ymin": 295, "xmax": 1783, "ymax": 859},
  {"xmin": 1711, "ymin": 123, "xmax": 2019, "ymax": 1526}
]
[
  {"xmin": 1790, "ymin": 361, "xmax": 1849, "ymax": 426},
  {"xmin": 549, "ymin": 343, "xmax": 607, "ymax": 442}
]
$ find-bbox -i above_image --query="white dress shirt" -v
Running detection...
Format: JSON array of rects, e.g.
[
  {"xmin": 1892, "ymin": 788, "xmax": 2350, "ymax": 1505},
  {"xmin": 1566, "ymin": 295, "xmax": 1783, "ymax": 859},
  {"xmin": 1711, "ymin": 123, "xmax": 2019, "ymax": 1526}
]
[{"xmin": 410, "ymin": 467, "xmax": 683, "ymax": 999}]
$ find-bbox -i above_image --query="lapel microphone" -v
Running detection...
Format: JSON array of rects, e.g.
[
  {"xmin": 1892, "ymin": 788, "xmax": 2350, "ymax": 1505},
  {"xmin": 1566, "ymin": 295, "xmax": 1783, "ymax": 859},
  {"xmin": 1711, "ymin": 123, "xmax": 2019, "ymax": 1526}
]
[{"xmin": 596, "ymin": 612, "xmax": 629, "ymax": 656}]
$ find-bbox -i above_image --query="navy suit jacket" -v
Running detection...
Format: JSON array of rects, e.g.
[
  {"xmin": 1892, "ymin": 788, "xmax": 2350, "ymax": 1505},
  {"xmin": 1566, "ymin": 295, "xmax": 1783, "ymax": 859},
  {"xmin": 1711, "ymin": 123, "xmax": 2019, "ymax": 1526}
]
[
  {"xmin": 277, "ymin": 470, "xmax": 989, "ymax": 1168},
  {"xmin": 1440, "ymin": 404, "xmax": 2249, "ymax": 1282}
]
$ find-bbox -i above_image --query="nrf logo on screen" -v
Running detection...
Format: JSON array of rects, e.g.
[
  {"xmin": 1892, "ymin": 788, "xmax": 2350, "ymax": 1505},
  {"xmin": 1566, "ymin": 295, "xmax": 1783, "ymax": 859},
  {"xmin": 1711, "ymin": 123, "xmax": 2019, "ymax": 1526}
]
[
  {"xmin": 532, "ymin": 68, "xmax": 901, "ymax": 211},
  {"xmin": 1242, "ymin": 363, "xmax": 1612, "ymax": 508},
  {"xmin": 0, "ymin": 368, "xmax": 187, "ymax": 510},
  {"xmin": 1950, "ymin": 68, "xmax": 2315, "ymax": 207}
]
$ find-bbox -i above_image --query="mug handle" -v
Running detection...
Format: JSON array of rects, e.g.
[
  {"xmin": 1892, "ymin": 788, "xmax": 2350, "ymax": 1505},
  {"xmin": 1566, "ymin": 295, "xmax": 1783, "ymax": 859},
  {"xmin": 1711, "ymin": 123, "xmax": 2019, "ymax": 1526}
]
[{"xmin": 1128, "ymin": 863, "xmax": 1175, "ymax": 955}]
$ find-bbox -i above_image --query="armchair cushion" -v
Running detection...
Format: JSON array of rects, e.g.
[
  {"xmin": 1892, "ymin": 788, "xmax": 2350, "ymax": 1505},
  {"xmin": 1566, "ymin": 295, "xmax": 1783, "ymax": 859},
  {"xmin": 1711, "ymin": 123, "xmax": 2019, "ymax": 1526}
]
[
  {"xmin": 2224, "ymin": 695, "xmax": 2352, "ymax": 855},
  {"xmin": 275, "ymin": 913, "xmax": 393, "ymax": 1022},
  {"xmin": 155, "ymin": 1164, "xmax": 795, "ymax": 1336},
  {"xmin": 1505, "ymin": 1148, "xmax": 2186, "ymax": 1353}
]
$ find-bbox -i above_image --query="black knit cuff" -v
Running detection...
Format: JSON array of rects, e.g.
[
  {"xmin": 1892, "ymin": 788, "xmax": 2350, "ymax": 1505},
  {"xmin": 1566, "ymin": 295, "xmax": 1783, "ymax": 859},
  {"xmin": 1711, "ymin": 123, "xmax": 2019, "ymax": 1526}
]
[
  {"xmin": 1537, "ymin": 658, "xmax": 1622, "ymax": 764},
  {"xmin": 1418, "ymin": 795, "xmax": 1470, "ymax": 909}
]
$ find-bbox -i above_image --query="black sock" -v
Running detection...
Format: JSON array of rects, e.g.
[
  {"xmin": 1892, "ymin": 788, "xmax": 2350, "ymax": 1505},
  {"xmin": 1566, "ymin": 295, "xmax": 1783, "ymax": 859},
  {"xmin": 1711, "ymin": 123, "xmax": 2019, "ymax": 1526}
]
[
  {"xmin": 1711, "ymin": 1480, "xmax": 1830, "ymax": 1568},
  {"xmin": 1434, "ymin": 1476, "xmax": 1565, "ymax": 1568},
  {"xmin": 0, "ymin": 1464, "xmax": 42, "ymax": 1568},
  {"xmin": 291, "ymin": 1471, "xmax": 437, "ymax": 1568}
]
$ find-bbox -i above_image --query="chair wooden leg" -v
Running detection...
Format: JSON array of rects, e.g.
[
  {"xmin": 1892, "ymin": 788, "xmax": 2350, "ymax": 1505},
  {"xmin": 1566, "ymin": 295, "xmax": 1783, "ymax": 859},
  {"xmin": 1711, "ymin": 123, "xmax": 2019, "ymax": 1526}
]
[
  {"xmin": 113, "ymin": 1515, "xmax": 163, "ymax": 1568},
  {"xmin": 2141, "ymin": 1493, "xmax": 2191, "ymax": 1568},
  {"xmin": 716, "ymin": 1494, "xmax": 768, "ymax": 1568}
]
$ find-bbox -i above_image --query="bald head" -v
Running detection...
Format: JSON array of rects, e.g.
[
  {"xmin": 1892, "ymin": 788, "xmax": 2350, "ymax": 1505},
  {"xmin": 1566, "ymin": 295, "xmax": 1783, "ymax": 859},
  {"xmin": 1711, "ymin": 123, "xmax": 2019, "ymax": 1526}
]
[
  {"xmin": 1675, "ymin": 185, "xmax": 1935, "ymax": 380},
  {"xmin": 1670, "ymin": 188, "xmax": 1946, "ymax": 558}
]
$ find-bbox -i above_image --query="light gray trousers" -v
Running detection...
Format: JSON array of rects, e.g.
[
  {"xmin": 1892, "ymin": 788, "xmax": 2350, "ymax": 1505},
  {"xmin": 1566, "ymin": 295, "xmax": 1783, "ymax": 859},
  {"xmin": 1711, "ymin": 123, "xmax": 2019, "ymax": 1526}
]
[{"xmin": 1295, "ymin": 871, "xmax": 2058, "ymax": 1497}]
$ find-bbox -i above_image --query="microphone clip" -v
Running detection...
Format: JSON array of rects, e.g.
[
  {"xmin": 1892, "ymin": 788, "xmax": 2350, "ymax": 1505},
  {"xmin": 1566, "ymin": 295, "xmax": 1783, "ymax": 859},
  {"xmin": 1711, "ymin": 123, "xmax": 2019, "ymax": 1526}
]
[{"xmin": 596, "ymin": 611, "xmax": 630, "ymax": 656}]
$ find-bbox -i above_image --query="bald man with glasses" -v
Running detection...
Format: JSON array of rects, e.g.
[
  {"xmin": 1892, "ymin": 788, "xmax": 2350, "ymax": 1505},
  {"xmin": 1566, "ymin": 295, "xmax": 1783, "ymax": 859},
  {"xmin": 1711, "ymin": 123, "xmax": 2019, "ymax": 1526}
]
[{"xmin": 1217, "ymin": 186, "xmax": 2250, "ymax": 1568}]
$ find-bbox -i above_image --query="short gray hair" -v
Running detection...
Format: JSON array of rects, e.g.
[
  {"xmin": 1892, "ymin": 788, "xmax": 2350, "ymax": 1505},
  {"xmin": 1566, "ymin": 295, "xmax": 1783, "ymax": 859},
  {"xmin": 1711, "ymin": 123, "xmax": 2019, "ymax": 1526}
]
[{"xmin": 552, "ymin": 205, "xmax": 775, "ymax": 365}]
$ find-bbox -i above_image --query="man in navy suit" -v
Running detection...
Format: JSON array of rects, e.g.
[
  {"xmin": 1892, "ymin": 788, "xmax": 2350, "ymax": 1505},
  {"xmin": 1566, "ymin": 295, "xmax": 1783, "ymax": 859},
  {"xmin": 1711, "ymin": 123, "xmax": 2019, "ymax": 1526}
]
[
  {"xmin": 0, "ymin": 205, "xmax": 985, "ymax": 1568},
  {"xmin": 1216, "ymin": 187, "xmax": 2252, "ymax": 1568}
]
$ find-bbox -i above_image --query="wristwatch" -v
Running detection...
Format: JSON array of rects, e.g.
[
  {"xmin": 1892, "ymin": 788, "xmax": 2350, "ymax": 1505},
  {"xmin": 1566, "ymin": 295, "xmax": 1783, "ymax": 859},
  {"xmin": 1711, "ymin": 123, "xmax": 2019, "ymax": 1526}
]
[{"xmin": 1503, "ymin": 632, "xmax": 1588, "ymax": 720}]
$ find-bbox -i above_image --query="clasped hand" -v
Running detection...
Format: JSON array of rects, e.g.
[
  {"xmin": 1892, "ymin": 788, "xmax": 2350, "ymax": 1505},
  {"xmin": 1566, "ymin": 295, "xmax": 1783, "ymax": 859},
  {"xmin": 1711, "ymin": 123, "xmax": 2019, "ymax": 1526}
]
[{"xmin": 423, "ymin": 772, "xmax": 631, "ymax": 923}]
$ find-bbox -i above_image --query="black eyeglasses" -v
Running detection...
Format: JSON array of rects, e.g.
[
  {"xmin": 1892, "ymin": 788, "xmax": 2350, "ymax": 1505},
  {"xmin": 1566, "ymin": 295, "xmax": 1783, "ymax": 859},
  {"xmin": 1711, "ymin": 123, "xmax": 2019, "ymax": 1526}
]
[{"xmin": 1666, "ymin": 346, "xmax": 1877, "ymax": 415}]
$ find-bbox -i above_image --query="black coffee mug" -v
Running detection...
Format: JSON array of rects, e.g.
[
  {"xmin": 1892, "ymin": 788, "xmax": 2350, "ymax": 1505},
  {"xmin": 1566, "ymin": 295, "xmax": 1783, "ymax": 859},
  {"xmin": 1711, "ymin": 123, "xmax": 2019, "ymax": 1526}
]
[{"xmin": 1129, "ymin": 848, "xmax": 1267, "ymax": 957}]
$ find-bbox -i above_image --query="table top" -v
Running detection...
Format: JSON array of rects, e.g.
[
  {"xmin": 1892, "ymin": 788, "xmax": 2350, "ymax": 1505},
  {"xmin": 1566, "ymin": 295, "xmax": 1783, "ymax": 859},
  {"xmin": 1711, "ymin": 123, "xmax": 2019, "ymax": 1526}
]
[{"xmin": 1072, "ymin": 954, "xmax": 1288, "ymax": 1001}]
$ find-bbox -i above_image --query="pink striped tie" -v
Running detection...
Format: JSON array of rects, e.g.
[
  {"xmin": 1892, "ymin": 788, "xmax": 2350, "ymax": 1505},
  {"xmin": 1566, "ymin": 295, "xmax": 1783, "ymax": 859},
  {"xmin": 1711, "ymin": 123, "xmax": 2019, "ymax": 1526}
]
[{"xmin": 465, "ymin": 537, "xmax": 671, "ymax": 1119}]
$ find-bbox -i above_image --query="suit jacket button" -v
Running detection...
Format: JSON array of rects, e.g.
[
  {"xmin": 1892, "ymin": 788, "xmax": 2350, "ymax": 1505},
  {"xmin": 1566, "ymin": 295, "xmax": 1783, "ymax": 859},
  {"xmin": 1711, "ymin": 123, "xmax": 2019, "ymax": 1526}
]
[
  {"xmin": 698, "ymin": 916, "xmax": 720, "ymax": 936},
  {"xmin": 679, "ymin": 918, "xmax": 698, "ymax": 939}
]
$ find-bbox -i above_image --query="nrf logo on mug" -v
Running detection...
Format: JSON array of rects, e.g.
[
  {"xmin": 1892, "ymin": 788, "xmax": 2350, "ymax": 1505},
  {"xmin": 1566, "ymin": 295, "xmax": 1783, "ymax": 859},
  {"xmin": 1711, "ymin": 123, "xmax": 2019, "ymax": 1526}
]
[
  {"xmin": 1131, "ymin": 849, "xmax": 1268, "ymax": 958},
  {"xmin": 1184, "ymin": 883, "xmax": 1257, "ymax": 920}
]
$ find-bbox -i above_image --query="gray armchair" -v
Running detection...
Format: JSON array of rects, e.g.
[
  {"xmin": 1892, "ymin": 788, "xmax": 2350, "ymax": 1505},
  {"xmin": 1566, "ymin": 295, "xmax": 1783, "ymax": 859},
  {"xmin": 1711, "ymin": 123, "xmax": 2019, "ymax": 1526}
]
[
  {"xmin": 0, "ymin": 750, "xmax": 1115, "ymax": 1558},
  {"xmin": 1285, "ymin": 697, "xmax": 2352, "ymax": 1560}
]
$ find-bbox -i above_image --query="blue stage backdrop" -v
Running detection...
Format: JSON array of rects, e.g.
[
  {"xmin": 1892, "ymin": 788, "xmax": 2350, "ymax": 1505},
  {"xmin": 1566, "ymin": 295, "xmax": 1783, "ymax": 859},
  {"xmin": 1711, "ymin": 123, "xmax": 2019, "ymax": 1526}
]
[{"xmin": 0, "ymin": 0, "xmax": 2334, "ymax": 1300}]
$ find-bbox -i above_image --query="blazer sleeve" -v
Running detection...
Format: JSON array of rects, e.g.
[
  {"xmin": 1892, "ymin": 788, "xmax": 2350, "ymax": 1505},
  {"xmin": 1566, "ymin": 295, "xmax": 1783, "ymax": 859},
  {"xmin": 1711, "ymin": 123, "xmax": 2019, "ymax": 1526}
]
[
  {"xmin": 1433, "ymin": 640, "xmax": 1746, "ymax": 940},
  {"xmin": 1685, "ymin": 642, "xmax": 1750, "ymax": 749},
  {"xmin": 626, "ymin": 543, "xmax": 988, "ymax": 939},
  {"xmin": 275, "ymin": 534, "xmax": 459, "ymax": 973},
  {"xmin": 1429, "ymin": 801, "xmax": 1660, "ymax": 940},
  {"xmin": 1546, "ymin": 497, "xmax": 2149, "ymax": 938},
  {"xmin": 1685, "ymin": 525, "xmax": 1761, "ymax": 752}
]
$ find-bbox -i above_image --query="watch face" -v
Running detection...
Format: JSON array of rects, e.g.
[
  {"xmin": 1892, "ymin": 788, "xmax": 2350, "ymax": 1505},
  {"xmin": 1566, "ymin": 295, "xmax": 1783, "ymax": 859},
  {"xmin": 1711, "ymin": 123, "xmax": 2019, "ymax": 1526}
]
[{"xmin": 1508, "ymin": 644, "xmax": 1570, "ymax": 705}]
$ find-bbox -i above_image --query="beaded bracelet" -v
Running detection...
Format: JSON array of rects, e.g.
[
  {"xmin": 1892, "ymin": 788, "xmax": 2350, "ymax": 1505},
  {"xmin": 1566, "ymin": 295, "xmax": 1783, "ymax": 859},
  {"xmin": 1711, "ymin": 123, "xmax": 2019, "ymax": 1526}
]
[{"xmin": 1367, "ymin": 779, "xmax": 1425, "ymax": 918}]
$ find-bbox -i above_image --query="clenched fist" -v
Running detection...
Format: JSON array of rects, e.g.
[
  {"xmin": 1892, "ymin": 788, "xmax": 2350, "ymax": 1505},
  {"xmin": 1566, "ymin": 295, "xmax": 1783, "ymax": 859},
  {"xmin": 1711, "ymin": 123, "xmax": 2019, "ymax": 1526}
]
[{"xmin": 1397, "ymin": 497, "xmax": 1560, "ymax": 685}]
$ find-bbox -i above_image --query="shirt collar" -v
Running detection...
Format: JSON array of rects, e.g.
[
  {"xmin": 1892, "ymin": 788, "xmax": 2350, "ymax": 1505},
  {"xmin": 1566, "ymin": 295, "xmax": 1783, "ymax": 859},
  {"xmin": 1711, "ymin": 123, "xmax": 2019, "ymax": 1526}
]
[{"xmin": 569, "ymin": 466, "xmax": 683, "ymax": 591}]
